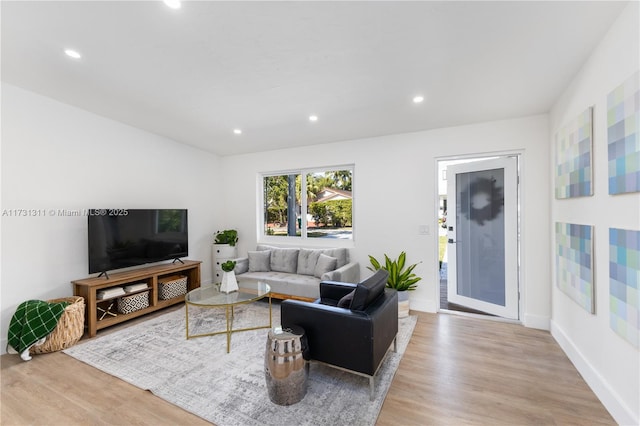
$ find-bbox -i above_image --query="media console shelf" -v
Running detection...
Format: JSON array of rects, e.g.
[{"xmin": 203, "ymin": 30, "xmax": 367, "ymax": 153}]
[{"xmin": 73, "ymin": 260, "xmax": 201, "ymax": 337}]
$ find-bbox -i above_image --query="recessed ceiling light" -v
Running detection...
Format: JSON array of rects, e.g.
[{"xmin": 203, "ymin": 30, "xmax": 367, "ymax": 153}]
[
  {"xmin": 309, "ymin": 115, "xmax": 318, "ymax": 122},
  {"xmin": 233, "ymin": 129, "xmax": 242, "ymax": 135},
  {"xmin": 413, "ymin": 95, "xmax": 425, "ymax": 104},
  {"xmin": 64, "ymin": 49, "xmax": 82, "ymax": 59},
  {"xmin": 163, "ymin": 0, "xmax": 181, "ymax": 9}
]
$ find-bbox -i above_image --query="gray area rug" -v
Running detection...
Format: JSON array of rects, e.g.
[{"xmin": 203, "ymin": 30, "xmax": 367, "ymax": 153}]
[{"xmin": 64, "ymin": 301, "xmax": 417, "ymax": 425}]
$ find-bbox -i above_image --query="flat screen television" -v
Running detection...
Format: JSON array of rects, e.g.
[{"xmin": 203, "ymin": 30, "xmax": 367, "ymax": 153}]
[{"xmin": 88, "ymin": 209, "xmax": 188, "ymax": 275}]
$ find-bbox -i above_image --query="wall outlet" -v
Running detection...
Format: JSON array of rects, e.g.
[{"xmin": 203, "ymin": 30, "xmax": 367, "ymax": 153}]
[{"xmin": 419, "ymin": 225, "xmax": 429, "ymax": 235}]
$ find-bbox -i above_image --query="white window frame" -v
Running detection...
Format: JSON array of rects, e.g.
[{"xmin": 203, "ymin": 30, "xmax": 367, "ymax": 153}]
[{"xmin": 258, "ymin": 164, "xmax": 355, "ymax": 247}]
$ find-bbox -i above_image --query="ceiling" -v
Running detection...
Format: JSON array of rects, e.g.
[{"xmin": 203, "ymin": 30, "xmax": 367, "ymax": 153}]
[{"xmin": 1, "ymin": 1, "xmax": 629, "ymax": 156}]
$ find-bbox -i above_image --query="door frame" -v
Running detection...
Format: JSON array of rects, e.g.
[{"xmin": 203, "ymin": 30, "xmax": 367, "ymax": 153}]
[{"xmin": 435, "ymin": 151, "xmax": 523, "ymax": 321}]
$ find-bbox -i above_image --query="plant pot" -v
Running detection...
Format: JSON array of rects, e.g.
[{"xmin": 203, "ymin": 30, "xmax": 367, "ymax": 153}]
[
  {"xmin": 220, "ymin": 270, "xmax": 239, "ymax": 293},
  {"xmin": 212, "ymin": 244, "xmax": 238, "ymax": 281},
  {"xmin": 397, "ymin": 291, "xmax": 409, "ymax": 318},
  {"xmin": 214, "ymin": 244, "xmax": 237, "ymax": 258}
]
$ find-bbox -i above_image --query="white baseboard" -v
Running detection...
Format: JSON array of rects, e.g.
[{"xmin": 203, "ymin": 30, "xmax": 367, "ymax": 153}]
[
  {"xmin": 550, "ymin": 320, "xmax": 638, "ymax": 426},
  {"xmin": 523, "ymin": 313, "xmax": 550, "ymax": 330},
  {"xmin": 409, "ymin": 297, "xmax": 437, "ymax": 313}
]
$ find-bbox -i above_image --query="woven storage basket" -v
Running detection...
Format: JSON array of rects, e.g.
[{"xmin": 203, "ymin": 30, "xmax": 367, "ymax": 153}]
[
  {"xmin": 117, "ymin": 290, "xmax": 149, "ymax": 314},
  {"xmin": 30, "ymin": 296, "xmax": 85, "ymax": 355},
  {"xmin": 159, "ymin": 275, "xmax": 188, "ymax": 300}
]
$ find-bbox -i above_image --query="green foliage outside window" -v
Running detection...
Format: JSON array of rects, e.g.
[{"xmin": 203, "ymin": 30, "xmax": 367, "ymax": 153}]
[{"xmin": 309, "ymin": 199, "xmax": 352, "ymax": 228}]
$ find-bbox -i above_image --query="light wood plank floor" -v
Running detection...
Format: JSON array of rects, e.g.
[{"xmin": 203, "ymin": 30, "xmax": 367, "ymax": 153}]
[{"xmin": 2, "ymin": 309, "xmax": 614, "ymax": 425}]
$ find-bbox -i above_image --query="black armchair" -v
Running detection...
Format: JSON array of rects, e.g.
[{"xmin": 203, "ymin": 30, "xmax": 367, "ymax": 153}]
[{"xmin": 281, "ymin": 269, "xmax": 398, "ymax": 400}]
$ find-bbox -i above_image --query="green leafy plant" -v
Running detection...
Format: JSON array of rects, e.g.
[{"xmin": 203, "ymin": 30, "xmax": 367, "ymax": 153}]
[
  {"xmin": 309, "ymin": 199, "xmax": 352, "ymax": 228},
  {"xmin": 221, "ymin": 260, "xmax": 236, "ymax": 272},
  {"xmin": 368, "ymin": 251, "xmax": 422, "ymax": 291},
  {"xmin": 214, "ymin": 229, "xmax": 238, "ymax": 246}
]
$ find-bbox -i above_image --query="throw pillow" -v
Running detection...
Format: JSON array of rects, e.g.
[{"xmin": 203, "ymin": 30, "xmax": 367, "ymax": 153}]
[
  {"xmin": 248, "ymin": 250, "xmax": 271, "ymax": 272},
  {"xmin": 350, "ymin": 269, "xmax": 388, "ymax": 311},
  {"xmin": 270, "ymin": 248, "xmax": 299, "ymax": 273},
  {"xmin": 337, "ymin": 289, "xmax": 355, "ymax": 308},
  {"xmin": 320, "ymin": 248, "xmax": 348, "ymax": 268},
  {"xmin": 297, "ymin": 248, "xmax": 321, "ymax": 276},
  {"xmin": 314, "ymin": 254, "xmax": 337, "ymax": 278}
]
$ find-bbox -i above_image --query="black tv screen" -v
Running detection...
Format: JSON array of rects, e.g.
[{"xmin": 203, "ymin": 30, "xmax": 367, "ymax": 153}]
[{"xmin": 88, "ymin": 209, "xmax": 188, "ymax": 274}]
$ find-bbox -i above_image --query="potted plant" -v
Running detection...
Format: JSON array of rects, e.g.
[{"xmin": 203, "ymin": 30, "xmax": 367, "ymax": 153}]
[
  {"xmin": 214, "ymin": 229, "xmax": 238, "ymax": 246},
  {"xmin": 213, "ymin": 229, "xmax": 239, "ymax": 261},
  {"xmin": 368, "ymin": 251, "xmax": 422, "ymax": 318},
  {"xmin": 219, "ymin": 260, "xmax": 238, "ymax": 293}
]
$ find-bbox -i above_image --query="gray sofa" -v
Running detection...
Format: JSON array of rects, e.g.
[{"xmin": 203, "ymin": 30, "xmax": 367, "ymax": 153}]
[{"xmin": 234, "ymin": 244, "xmax": 359, "ymax": 301}]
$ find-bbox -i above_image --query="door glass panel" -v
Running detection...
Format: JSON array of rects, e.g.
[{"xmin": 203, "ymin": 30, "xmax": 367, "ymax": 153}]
[{"xmin": 455, "ymin": 168, "xmax": 505, "ymax": 306}]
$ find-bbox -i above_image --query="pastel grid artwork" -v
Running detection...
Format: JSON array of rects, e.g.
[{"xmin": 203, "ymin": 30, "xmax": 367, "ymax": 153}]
[
  {"xmin": 609, "ymin": 228, "xmax": 640, "ymax": 348},
  {"xmin": 555, "ymin": 222, "xmax": 594, "ymax": 313},
  {"xmin": 607, "ymin": 71, "xmax": 640, "ymax": 194},
  {"xmin": 555, "ymin": 107, "xmax": 593, "ymax": 199}
]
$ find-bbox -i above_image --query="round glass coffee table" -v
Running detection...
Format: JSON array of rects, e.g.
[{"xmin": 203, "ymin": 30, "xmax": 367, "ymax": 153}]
[{"xmin": 185, "ymin": 281, "xmax": 271, "ymax": 353}]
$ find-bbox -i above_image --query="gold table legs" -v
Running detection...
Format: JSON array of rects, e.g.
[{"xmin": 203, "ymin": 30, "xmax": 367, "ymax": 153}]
[{"xmin": 185, "ymin": 295, "xmax": 272, "ymax": 353}]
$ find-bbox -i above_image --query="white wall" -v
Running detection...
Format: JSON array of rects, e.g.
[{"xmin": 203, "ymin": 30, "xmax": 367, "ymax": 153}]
[
  {"xmin": 221, "ymin": 114, "xmax": 550, "ymax": 327},
  {"xmin": 0, "ymin": 84, "xmax": 222, "ymax": 353},
  {"xmin": 549, "ymin": 3, "xmax": 639, "ymax": 425}
]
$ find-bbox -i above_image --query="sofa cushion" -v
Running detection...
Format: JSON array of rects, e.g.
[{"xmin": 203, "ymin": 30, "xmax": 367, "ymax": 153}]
[
  {"xmin": 297, "ymin": 248, "xmax": 321, "ymax": 276},
  {"xmin": 314, "ymin": 254, "xmax": 337, "ymax": 278},
  {"xmin": 248, "ymin": 250, "xmax": 271, "ymax": 272},
  {"xmin": 320, "ymin": 248, "xmax": 348, "ymax": 268},
  {"xmin": 270, "ymin": 248, "xmax": 299, "ymax": 273},
  {"xmin": 350, "ymin": 269, "xmax": 389, "ymax": 311}
]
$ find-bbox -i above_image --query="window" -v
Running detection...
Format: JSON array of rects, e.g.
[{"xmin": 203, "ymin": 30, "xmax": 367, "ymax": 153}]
[{"xmin": 262, "ymin": 166, "xmax": 353, "ymax": 240}]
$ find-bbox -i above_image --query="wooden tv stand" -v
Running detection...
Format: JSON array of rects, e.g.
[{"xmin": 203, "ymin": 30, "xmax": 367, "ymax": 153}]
[{"xmin": 73, "ymin": 260, "xmax": 201, "ymax": 337}]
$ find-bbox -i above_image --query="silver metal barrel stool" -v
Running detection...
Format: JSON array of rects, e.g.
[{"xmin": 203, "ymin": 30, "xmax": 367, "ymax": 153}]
[{"xmin": 264, "ymin": 325, "xmax": 309, "ymax": 405}]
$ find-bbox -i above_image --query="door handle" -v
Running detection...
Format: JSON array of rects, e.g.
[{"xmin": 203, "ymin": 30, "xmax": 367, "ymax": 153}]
[{"xmin": 448, "ymin": 238, "xmax": 456, "ymax": 244}]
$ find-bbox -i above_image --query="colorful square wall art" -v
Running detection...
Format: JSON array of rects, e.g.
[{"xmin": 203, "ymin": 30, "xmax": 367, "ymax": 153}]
[
  {"xmin": 607, "ymin": 71, "xmax": 640, "ymax": 195},
  {"xmin": 609, "ymin": 228, "xmax": 639, "ymax": 348},
  {"xmin": 555, "ymin": 107, "xmax": 594, "ymax": 199},
  {"xmin": 556, "ymin": 222, "xmax": 594, "ymax": 313}
]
